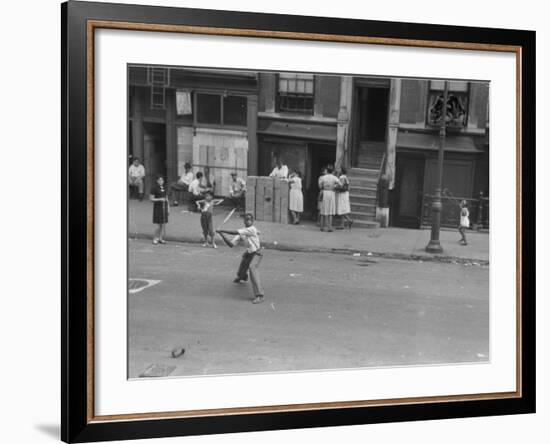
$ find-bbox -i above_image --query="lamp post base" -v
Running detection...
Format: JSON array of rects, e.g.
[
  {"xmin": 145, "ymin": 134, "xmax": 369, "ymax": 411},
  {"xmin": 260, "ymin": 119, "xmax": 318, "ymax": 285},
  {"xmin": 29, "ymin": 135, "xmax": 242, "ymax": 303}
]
[{"xmin": 425, "ymin": 240, "xmax": 443, "ymax": 253}]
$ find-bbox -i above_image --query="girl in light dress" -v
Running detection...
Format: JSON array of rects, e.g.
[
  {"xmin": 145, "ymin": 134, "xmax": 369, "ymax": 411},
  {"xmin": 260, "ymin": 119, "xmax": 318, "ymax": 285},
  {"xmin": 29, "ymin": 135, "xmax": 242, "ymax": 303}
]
[
  {"xmin": 316, "ymin": 167, "xmax": 327, "ymax": 226},
  {"xmin": 336, "ymin": 167, "xmax": 353, "ymax": 229},
  {"xmin": 288, "ymin": 171, "xmax": 304, "ymax": 225},
  {"xmin": 458, "ymin": 199, "xmax": 470, "ymax": 245},
  {"xmin": 318, "ymin": 166, "xmax": 340, "ymax": 232}
]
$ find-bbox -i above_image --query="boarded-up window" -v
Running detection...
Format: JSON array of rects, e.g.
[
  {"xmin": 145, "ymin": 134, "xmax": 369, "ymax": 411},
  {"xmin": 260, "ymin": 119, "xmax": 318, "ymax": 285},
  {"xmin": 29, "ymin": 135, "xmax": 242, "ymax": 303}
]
[{"xmin": 176, "ymin": 90, "xmax": 193, "ymax": 115}]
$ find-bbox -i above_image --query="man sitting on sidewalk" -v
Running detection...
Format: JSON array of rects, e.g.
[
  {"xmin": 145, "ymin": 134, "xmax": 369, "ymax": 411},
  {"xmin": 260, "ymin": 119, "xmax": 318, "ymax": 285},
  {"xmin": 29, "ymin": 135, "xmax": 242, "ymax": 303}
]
[
  {"xmin": 169, "ymin": 162, "xmax": 194, "ymax": 206},
  {"xmin": 228, "ymin": 171, "xmax": 246, "ymax": 212},
  {"xmin": 128, "ymin": 157, "xmax": 145, "ymax": 201}
]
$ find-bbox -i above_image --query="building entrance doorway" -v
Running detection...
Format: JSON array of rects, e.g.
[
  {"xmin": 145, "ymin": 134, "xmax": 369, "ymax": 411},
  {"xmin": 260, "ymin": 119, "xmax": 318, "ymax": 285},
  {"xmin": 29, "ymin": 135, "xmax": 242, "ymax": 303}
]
[
  {"xmin": 143, "ymin": 122, "xmax": 167, "ymax": 192},
  {"xmin": 393, "ymin": 154, "xmax": 425, "ymax": 228},
  {"xmin": 352, "ymin": 85, "xmax": 389, "ymax": 169}
]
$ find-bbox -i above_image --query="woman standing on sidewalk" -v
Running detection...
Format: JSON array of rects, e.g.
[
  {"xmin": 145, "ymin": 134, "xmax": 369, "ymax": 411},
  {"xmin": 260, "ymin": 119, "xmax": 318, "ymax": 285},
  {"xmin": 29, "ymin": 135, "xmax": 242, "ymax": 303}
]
[
  {"xmin": 336, "ymin": 167, "xmax": 353, "ymax": 229},
  {"xmin": 150, "ymin": 175, "xmax": 169, "ymax": 245},
  {"xmin": 316, "ymin": 167, "xmax": 327, "ymax": 226},
  {"xmin": 318, "ymin": 166, "xmax": 340, "ymax": 232},
  {"xmin": 288, "ymin": 171, "xmax": 303, "ymax": 225}
]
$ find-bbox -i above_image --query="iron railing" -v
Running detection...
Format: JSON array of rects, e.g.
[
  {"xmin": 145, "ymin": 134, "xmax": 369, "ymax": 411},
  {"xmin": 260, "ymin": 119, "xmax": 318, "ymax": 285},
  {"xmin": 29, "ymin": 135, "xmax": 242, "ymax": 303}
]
[{"xmin": 421, "ymin": 192, "xmax": 489, "ymax": 230}]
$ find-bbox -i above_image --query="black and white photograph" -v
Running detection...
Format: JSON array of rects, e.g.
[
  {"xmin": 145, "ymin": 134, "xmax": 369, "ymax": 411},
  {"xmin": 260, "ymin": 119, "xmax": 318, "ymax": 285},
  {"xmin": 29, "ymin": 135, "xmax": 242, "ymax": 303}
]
[{"xmin": 127, "ymin": 65, "xmax": 490, "ymax": 378}]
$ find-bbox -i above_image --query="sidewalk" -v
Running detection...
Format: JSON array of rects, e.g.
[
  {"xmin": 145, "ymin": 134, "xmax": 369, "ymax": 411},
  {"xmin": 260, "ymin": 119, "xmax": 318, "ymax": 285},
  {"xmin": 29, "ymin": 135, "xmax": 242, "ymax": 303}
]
[{"xmin": 129, "ymin": 200, "xmax": 489, "ymax": 263}]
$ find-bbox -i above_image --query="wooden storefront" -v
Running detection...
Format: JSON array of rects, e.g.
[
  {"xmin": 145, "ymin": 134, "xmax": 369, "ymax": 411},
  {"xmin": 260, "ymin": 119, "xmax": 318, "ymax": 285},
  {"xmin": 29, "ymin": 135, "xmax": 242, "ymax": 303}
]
[
  {"xmin": 128, "ymin": 66, "xmax": 259, "ymax": 196},
  {"xmin": 391, "ymin": 132, "xmax": 488, "ymax": 228}
]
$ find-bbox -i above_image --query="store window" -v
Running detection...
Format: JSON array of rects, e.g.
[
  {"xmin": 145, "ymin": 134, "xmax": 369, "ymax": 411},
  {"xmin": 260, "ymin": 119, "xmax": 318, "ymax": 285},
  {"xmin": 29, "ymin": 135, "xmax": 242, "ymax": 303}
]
[
  {"xmin": 195, "ymin": 93, "xmax": 247, "ymax": 127},
  {"xmin": 277, "ymin": 73, "xmax": 314, "ymax": 114},
  {"xmin": 427, "ymin": 81, "xmax": 469, "ymax": 128}
]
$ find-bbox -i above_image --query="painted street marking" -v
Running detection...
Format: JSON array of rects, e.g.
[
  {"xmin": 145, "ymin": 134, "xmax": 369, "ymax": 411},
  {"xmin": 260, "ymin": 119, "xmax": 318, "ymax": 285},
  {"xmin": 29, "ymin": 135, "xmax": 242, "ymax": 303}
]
[
  {"xmin": 139, "ymin": 363, "xmax": 176, "ymax": 378},
  {"xmin": 129, "ymin": 279, "xmax": 161, "ymax": 294}
]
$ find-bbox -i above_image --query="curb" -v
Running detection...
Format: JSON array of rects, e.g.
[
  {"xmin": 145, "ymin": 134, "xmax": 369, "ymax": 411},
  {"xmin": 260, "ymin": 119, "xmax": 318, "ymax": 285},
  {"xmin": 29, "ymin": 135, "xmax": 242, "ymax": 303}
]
[{"xmin": 130, "ymin": 233, "xmax": 489, "ymax": 266}]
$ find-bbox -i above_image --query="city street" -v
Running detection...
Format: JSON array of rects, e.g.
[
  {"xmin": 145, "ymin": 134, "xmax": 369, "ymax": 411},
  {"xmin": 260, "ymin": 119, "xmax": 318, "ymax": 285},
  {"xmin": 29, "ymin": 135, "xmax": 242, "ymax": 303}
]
[{"xmin": 128, "ymin": 239, "xmax": 489, "ymax": 378}]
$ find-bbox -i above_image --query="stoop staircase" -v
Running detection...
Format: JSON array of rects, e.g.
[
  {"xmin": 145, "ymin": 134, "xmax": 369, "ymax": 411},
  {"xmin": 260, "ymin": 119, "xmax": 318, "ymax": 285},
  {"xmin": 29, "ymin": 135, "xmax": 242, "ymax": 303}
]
[{"xmin": 347, "ymin": 142, "xmax": 386, "ymax": 229}]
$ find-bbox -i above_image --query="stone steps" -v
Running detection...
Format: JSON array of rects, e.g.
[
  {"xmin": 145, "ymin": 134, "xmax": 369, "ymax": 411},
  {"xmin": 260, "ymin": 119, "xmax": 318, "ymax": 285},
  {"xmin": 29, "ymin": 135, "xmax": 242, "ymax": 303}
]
[
  {"xmin": 349, "ymin": 210, "xmax": 378, "ymax": 223},
  {"xmin": 351, "ymin": 202, "xmax": 377, "ymax": 213},
  {"xmin": 347, "ymin": 152, "xmax": 385, "ymax": 228},
  {"xmin": 348, "ymin": 193, "xmax": 377, "ymax": 205}
]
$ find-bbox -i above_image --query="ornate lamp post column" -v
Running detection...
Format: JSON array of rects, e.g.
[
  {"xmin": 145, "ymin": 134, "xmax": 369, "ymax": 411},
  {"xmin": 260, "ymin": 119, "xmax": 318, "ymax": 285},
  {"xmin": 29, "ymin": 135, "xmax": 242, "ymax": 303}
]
[{"xmin": 425, "ymin": 81, "xmax": 449, "ymax": 253}]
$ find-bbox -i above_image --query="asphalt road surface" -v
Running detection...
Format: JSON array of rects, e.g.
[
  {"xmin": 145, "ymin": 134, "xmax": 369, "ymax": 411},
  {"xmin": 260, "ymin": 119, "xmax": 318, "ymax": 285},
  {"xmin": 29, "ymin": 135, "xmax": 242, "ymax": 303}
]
[{"xmin": 128, "ymin": 239, "xmax": 489, "ymax": 378}]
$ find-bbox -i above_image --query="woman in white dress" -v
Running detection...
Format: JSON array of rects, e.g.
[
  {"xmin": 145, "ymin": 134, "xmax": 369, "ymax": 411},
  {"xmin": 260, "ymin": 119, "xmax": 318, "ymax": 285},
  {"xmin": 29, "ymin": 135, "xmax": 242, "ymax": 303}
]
[
  {"xmin": 318, "ymin": 166, "xmax": 340, "ymax": 232},
  {"xmin": 288, "ymin": 171, "xmax": 304, "ymax": 225},
  {"xmin": 336, "ymin": 167, "xmax": 353, "ymax": 229}
]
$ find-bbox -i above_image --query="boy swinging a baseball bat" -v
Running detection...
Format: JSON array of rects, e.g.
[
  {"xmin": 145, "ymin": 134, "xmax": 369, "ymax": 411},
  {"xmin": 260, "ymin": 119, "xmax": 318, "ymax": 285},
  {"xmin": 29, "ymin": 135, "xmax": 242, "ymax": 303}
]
[{"xmin": 217, "ymin": 213, "xmax": 265, "ymax": 304}]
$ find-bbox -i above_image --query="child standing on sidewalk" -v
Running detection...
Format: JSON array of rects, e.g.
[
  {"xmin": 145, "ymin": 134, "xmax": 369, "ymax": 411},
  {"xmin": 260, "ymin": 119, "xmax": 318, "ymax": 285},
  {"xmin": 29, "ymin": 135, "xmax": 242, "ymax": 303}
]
[
  {"xmin": 150, "ymin": 175, "xmax": 169, "ymax": 245},
  {"xmin": 458, "ymin": 199, "xmax": 470, "ymax": 245},
  {"xmin": 196, "ymin": 192, "xmax": 223, "ymax": 248},
  {"xmin": 217, "ymin": 213, "xmax": 265, "ymax": 304}
]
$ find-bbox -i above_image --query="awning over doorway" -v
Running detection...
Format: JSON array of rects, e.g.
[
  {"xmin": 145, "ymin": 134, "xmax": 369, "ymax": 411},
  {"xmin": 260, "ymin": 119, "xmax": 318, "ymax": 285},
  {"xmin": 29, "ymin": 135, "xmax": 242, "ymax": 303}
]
[
  {"xmin": 258, "ymin": 119, "xmax": 337, "ymax": 142},
  {"xmin": 397, "ymin": 132, "xmax": 483, "ymax": 153}
]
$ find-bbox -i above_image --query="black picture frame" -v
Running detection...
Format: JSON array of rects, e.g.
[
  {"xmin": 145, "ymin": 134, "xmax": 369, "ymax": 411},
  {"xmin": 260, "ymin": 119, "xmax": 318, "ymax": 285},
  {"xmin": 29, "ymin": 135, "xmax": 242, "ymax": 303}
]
[{"xmin": 62, "ymin": 1, "xmax": 536, "ymax": 442}]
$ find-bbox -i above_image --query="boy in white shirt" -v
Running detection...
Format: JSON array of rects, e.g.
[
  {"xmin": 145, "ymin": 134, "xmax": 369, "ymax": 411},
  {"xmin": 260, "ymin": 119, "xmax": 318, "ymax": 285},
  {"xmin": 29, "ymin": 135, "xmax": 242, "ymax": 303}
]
[
  {"xmin": 217, "ymin": 213, "xmax": 265, "ymax": 304},
  {"xmin": 187, "ymin": 172, "xmax": 205, "ymax": 212}
]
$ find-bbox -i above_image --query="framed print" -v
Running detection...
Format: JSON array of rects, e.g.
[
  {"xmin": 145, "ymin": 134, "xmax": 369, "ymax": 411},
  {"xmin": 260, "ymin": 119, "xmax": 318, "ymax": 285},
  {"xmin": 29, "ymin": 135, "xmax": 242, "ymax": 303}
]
[{"xmin": 61, "ymin": 1, "xmax": 536, "ymax": 442}]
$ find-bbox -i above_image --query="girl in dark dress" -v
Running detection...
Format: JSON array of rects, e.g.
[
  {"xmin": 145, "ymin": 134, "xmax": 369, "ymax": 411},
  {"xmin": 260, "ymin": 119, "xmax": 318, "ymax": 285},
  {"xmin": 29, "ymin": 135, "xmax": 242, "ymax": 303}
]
[{"xmin": 150, "ymin": 175, "xmax": 169, "ymax": 245}]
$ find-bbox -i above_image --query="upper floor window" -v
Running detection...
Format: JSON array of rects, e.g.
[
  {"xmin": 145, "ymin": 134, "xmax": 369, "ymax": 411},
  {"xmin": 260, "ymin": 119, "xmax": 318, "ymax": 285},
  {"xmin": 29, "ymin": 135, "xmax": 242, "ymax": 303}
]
[
  {"xmin": 277, "ymin": 73, "xmax": 314, "ymax": 114},
  {"xmin": 195, "ymin": 93, "xmax": 248, "ymax": 127},
  {"xmin": 427, "ymin": 80, "xmax": 469, "ymax": 128}
]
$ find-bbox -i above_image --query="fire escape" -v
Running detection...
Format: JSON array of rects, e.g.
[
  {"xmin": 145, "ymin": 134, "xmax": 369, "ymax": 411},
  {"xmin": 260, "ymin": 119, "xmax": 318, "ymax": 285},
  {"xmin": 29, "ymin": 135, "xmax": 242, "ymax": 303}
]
[{"xmin": 147, "ymin": 67, "xmax": 170, "ymax": 109}]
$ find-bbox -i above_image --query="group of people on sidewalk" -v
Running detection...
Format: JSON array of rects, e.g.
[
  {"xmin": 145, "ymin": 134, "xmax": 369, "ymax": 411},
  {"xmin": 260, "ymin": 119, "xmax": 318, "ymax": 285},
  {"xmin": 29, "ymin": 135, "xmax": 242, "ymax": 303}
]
[
  {"xmin": 130, "ymin": 158, "xmax": 247, "ymax": 212},
  {"xmin": 269, "ymin": 159, "xmax": 353, "ymax": 232},
  {"xmin": 269, "ymin": 159, "xmax": 353, "ymax": 231},
  {"xmin": 317, "ymin": 165, "xmax": 353, "ymax": 232},
  {"xmin": 167, "ymin": 163, "xmax": 246, "ymax": 213}
]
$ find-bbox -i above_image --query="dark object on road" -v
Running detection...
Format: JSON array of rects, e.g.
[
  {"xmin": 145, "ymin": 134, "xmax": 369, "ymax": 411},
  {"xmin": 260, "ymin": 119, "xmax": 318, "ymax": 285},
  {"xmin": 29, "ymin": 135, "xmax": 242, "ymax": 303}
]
[{"xmin": 171, "ymin": 347, "xmax": 186, "ymax": 358}]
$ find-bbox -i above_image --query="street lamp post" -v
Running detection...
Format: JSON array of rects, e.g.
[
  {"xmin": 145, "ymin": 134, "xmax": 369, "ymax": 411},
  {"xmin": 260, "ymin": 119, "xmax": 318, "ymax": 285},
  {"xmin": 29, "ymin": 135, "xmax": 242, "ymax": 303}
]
[{"xmin": 425, "ymin": 81, "xmax": 449, "ymax": 253}]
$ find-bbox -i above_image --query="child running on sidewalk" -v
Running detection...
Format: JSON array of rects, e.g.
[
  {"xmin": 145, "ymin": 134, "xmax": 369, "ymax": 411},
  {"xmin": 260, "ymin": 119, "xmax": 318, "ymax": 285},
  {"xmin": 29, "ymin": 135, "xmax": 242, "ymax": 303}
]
[
  {"xmin": 458, "ymin": 199, "xmax": 470, "ymax": 245},
  {"xmin": 217, "ymin": 213, "xmax": 265, "ymax": 304},
  {"xmin": 195, "ymin": 192, "xmax": 223, "ymax": 248}
]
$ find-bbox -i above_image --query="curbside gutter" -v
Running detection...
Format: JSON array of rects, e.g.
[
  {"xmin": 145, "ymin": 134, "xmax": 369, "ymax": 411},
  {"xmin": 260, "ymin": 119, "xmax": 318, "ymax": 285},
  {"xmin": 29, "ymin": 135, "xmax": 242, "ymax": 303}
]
[{"xmin": 130, "ymin": 233, "xmax": 489, "ymax": 266}]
